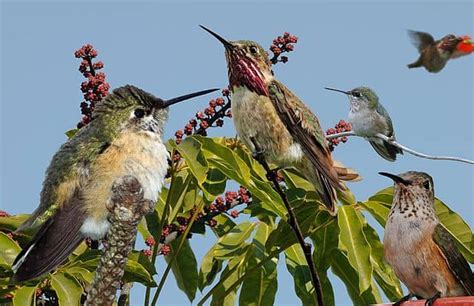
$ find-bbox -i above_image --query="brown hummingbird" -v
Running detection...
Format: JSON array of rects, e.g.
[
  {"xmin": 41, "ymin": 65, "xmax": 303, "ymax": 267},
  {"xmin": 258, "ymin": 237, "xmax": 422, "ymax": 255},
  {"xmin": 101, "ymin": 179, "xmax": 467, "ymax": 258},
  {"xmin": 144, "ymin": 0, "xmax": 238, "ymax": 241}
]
[
  {"xmin": 380, "ymin": 171, "xmax": 474, "ymax": 306},
  {"xmin": 200, "ymin": 25, "xmax": 357, "ymax": 214},
  {"xmin": 11, "ymin": 85, "xmax": 218, "ymax": 282},
  {"xmin": 407, "ymin": 30, "xmax": 464, "ymax": 73}
]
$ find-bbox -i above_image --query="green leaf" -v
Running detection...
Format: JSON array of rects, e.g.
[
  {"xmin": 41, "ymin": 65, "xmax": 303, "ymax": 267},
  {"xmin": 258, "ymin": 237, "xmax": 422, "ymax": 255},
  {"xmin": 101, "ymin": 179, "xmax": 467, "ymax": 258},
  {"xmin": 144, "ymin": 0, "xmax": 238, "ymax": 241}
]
[
  {"xmin": 0, "ymin": 214, "xmax": 30, "ymax": 232},
  {"xmin": 337, "ymin": 206, "xmax": 372, "ymax": 293},
  {"xmin": 213, "ymin": 221, "xmax": 256, "ymax": 259},
  {"xmin": 50, "ymin": 273, "xmax": 82, "ymax": 306},
  {"xmin": 123, "ymin": 255, "xmax": 156, "ymax": 287},
  {"xmin": 239, "ymin": 223, "xmax": 278, "ymax": 306},
  {"xmin": 171, "ymin": 137, "xmax": 208, "ymax": 185},
  {"xmin": 0, "ymin": 232, "xmax": 21, "ymax": 266},
  {"xmin": 65, "ymin": 128, "xmax": 79, "ymax": 139},
  {"xmin": 12, "ymin": 285, "xmax": 36, "ymax": 306},
  {"xmin": 285, "ymin": 244, "xmax": 316, "ymax": 306},
  {"xmin": 199, "ymin": 245, "xmax": 223, "ymax": 291},
  {"xmin": 331, "ymin": 250, "xmax": 380, "ymax": 306},
  {"xmin": 65, "ymin": 267, "xmax": 94, "ymax": 284},
  {"xmin": 166, "ymin": 239, "xmax": 198, "ymax": 302}
]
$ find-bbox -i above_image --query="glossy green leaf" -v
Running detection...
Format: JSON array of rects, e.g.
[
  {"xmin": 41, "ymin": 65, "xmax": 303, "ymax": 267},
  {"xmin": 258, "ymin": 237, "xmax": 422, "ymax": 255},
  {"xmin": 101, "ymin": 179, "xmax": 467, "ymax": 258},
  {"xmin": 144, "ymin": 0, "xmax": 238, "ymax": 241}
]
[
  {"xmin": 213, "ymin": 221, "xmax": 256, "ymax": 259},
  {"xmin": 0, "ymin": 232, "xmax": 21, "ymax": 266},
  {"xmin": 65, "ymin": 267, "xmax": 94, "ymax": 284},
  {"xmin": 239, "ymin": 223, "xmax": 278, "ymax": 306},
  {"xmin": 50, "ymin": 273, "xmax": 82, "ymax": 306},
  {"xmin": 337, "ymin": 206, "xmax": 372, "ymax": 293},
  {"xmin": 0, "ymin": 214, "xmax": 30, "ymax": 232},
  {"xmin": 166, "ymin": 239, "xmax": 198, "ymax": 302},
  {"xmin": 285, "ymin": 244, "xmax": 316, "ymax": 306},
  {"xmin": 123, "ymin": 255, "xmax": 156, "ymax": 286},
  {"xmin": 331, "ymin": 250, "xmax": 380, "ymax": 306},
  {"xmin": 199, "ymin": 245, "xmax": 223, "ymax": 291},
  {"xmin": 12, "ymin": 285, "xmax": 36, "ymax": 306},
  {"xmin": 171, "ymin": 137, "xmax": 209, "ymax": 185}
]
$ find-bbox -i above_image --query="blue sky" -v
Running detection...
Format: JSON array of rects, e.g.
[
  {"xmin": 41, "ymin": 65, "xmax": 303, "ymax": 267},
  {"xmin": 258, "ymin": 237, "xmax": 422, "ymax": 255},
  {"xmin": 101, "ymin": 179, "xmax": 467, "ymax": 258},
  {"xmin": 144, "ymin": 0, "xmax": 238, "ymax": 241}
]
[{"xmin": 1, "ymin": 1, "xmax": 472, "ymax": 305}]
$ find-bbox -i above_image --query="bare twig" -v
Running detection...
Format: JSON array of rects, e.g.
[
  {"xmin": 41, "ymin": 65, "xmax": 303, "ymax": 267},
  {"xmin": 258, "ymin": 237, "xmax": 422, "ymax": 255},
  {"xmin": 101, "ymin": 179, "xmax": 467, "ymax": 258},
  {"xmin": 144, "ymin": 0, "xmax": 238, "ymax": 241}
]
[
  {"xmin": 326, "ymin": 131, "xmax": 474, "ymax": 165},
  {"xmin": 86, "ymin": 176, "xmax": 154, "ymax": 306},
  {"xmin": 249, "ymin": 137, "xmax": 324, "ymax": 306}
]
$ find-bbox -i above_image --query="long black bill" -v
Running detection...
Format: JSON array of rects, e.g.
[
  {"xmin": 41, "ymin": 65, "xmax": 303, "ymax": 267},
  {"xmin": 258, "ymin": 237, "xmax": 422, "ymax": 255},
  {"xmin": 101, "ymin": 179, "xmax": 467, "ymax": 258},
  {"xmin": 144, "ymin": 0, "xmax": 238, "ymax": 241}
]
[
  {"xmin": 161, "ymin": 88, "xmax": 220, "ymax": 108},
  {"xmin": 324, "ymin": 87, "xmax": 350, "ymax": 95},
  {"xmin": 378, "ymin": 172, "xmax": 411, "ymax": 185},
  {"xmin": 199, "ymin": 25, "xmax": 234, "ymax": 50}
]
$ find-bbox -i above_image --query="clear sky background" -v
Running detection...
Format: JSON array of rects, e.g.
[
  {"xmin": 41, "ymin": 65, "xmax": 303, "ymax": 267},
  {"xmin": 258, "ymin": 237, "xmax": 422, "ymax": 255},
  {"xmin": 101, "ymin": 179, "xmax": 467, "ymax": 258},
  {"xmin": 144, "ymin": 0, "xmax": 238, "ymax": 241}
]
[{"xmin": 1, "ymin": 1, "xmax": 473, "ymax": 305}]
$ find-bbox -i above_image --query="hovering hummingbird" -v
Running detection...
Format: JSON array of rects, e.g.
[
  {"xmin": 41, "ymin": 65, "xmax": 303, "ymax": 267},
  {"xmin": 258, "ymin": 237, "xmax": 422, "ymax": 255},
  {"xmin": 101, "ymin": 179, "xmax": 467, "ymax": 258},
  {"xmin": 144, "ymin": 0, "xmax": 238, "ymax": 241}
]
[
  {"xmin": 380, "ymin": 171, "xmax": 474, "ymax": 306},
  {"xmin": 325, "ymin": 86, "xmax": 403, "ymax": 162},
  {"xmin": 200, "ymin": 25, "xmax": 358, "ymax": 214},
  {"xmin": 12, "ymin": 85, "xmax": 218, "ymax": 282},
  {"xmin": 407, "ymin": 30, "xmax": 464, "ymax": 73}
]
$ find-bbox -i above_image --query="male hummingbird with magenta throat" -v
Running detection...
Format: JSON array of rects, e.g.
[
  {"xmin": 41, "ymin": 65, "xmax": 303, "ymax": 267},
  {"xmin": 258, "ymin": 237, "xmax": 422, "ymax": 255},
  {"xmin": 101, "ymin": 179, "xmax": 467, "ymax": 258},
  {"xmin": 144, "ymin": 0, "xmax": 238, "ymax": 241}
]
[
  {"xmin": 12, "ymin": 85, "xmax": 218, "ymax": 282},
  {"xmin": 325, "ymin": 86, "xmax": 403, "ymax": 162},
  {"xmin": 380, "ymin": 171, "xmax": 474, "ymax": 305},
  {"xmin": 200, "ymin": 25, "xmax": 358, "ymax": 215}
]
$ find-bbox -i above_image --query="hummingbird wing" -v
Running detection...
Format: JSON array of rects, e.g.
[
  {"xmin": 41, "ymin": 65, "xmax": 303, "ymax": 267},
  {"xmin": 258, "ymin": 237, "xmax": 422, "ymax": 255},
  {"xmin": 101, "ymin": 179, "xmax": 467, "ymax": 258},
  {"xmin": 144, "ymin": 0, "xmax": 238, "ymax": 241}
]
[
  {"xmin": 432, "ymin": 223, "xmax": 474, "ymax": 295},
  {"xmin": 268, "ymin": 80, "xmax": 344, "ymax": 210},
  {"xmin": 368, "ymin": 104, "xmax": 403, "ymax": 162},
  {"xmin": 12, "ymin": 190, "xmax": 86, "ymax": 282},
  {"xmin": 407, "ymin": 30, "xmax": 435, "ymax": 52}
]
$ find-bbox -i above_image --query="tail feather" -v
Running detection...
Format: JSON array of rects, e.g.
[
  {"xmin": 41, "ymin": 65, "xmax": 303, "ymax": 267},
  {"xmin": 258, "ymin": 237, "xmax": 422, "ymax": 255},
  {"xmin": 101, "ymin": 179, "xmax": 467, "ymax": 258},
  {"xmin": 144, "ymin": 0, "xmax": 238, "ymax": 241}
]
[
  {"xmin": 369, "ymin": 138, "xmax": 403, "ymax": 162},
  {"xmin": 12, "ymin": 199, "xmax": 85, "ymax": 283},
  {"xmin": 407, "ymin": 57, "xmax": 423, "ymax": 69}
]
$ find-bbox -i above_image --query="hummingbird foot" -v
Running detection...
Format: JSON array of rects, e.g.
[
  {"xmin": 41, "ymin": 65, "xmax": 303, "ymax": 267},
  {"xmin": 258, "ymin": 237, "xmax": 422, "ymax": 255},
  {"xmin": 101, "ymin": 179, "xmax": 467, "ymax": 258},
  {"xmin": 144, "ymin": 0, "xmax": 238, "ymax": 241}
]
[
  {"xmin": 424, "ymin": 292, "xmax": 441, "ymax": 306},
  {"xmin": 393, "ymin": 293, "xmax": 414, "ymax": 305}
]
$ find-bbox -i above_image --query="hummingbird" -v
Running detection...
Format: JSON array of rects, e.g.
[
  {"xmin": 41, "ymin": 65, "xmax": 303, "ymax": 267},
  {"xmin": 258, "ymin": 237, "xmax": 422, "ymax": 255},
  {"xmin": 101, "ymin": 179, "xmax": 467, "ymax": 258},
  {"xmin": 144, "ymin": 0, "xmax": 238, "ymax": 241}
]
[
  {"xmin": 407, "ymin": 30, "xmax": 464, "ymax": 73},
  {"xmin": 379, "ymin": 171, "xmax": 474, "ymax": 306},
  {"xmin": 11, "ymin": 85, "xmax": 218, "ymax": 282},
  {"xmin": 325, "ymin": 86, "xmax": 403, "ymax": 162},
  {"xmin": 200, "ymin": 25, "xmax": 358, "ymax": 214}
]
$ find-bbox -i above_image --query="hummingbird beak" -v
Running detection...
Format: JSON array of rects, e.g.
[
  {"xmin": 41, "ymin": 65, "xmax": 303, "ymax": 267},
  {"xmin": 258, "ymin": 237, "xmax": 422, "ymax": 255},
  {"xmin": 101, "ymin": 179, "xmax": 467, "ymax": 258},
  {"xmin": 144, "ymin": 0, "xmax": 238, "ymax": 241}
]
[
  {"xmin": 324, "ymin": 87, "xmax": 350, "ymax": 95},
  {"xmin": 378, "ymin": 172, "xmax": 412, "ymax": 186},
  {"xmin": 200, "ymin": 25, "xmax": 234, "ymax": 51},
  {"xmin": 159, "ymin": 88, "xmax": 220, "ymax": 108}
]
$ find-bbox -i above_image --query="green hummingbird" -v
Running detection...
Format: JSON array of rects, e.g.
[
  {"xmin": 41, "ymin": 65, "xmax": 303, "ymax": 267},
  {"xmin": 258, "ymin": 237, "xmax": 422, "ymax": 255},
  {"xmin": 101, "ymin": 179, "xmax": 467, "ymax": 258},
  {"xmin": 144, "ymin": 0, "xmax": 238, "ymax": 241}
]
[
  {"xmin": 379, "ymin": 171, "xmax": 474, "ymax": 306},
  {"xmin": 325, "ymin": 86, "xmax": 403, "ymax": 162},
  {"xmin": 12, "ymin": 85, "xmax": 218, "ymax": 282},
  {"xmin": 407, "ymin": 30, "xmax": 463, "ymax": 73},
  {"xmin": 200, "ymin": 25, "xmax": 359, "ymax": 214}
]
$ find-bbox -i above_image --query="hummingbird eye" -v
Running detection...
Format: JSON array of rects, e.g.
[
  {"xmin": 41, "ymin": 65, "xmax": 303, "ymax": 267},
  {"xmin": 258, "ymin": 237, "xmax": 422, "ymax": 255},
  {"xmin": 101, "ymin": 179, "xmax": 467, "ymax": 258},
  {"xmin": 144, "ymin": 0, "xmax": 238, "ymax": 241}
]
[
  {"xmin": 134, "ymin": 108, "xmax": 146, "ymax": 118},
  {"xmin": 422, "ymin": 180, "xmax": 430, "ymax": 190},
  {"xmin": 352, "ymin": 91, "xmax": 361, "ymax": 98},
  {"xmin": 249, "ymin": 46, "xmax": 258, "ymax": 54}
]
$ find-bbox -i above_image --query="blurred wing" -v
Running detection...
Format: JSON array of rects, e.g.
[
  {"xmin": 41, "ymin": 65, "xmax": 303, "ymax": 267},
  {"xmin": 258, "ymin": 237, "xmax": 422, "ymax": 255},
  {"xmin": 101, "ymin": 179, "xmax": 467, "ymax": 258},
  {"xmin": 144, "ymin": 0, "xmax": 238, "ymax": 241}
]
[
  {"xmin": 408, "ymin": 30, "xmax": 435, "ymax": 52},
  {"xmin": 268, "ymin": 80, "xmax": 344, "ymax": 207},
  {"xmin": 433, "ymin": 224, "xmax": 474, "ymax": 295}
]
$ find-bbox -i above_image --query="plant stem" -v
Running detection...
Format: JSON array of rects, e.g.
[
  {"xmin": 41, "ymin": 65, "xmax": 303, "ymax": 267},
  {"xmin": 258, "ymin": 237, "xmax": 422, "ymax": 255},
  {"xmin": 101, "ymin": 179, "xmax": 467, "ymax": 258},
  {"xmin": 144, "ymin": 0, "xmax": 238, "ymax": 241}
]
[{"xmin": 248, "ymin": 137, "xmax": 324, "ymax": 306}]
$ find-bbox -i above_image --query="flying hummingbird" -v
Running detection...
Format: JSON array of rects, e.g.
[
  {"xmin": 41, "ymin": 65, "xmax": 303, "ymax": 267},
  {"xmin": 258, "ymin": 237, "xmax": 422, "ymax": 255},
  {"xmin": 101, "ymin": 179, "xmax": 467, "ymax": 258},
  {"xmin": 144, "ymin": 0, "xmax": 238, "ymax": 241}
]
[
  {"xmin": 407, "ymin": 30, "xmax": 464, "ymax": 73},
  {"xmin": 12, "ymin": 85, "xmax": 218, "ymax": 282},
  {"xmin": 200, "ymin": 25, "xmax": 358, "ymax": 214},
  {"xmin": 379, "ymin": 171, "xmax": 474, "ymax": 306},
  {"xmin": 325, "ymin": 86, "xmax": 403, "ymax": 162}
]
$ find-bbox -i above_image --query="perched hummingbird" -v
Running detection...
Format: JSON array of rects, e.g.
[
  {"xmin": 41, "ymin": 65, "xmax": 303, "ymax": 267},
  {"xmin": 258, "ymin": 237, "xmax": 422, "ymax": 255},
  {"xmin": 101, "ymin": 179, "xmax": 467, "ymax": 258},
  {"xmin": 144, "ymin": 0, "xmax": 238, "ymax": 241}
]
[
  {"xmin": 325, "ymin": 86, "xmax": 403, "ymax": 162},
  {"xmin": 12, "ymin": 85, "xmax": 218, "ymax": 282},
  {"xmin": 380, "ymin": 171, "xmax": 474, "ymax": 305},
  {"xmin": 407, "ymin": 30, "xmax": 463, "ymax": 73},
  {"xmin": 200, "ymin": 25, "xmax": 358, "ymax": 214}
]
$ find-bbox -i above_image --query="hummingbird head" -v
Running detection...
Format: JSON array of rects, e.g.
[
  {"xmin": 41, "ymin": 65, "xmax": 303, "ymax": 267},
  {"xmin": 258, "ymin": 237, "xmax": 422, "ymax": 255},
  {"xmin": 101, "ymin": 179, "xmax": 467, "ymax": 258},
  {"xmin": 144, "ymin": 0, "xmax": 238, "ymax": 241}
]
[
  {"xmin": 92, "ymin": 85, "xmax": 218, "ymax": 137},
  {"xmin": 200, "ymin": 25, "xmax": 272, "ymax": 96},
  {"xmin": 325, "ymin": 86, "xmax": 379, "ymax": 112},
  {"xmin": 379, "ymin": 171, "xmax": 435, "ymax": 207},
  {"xmin": 438, "ymin": 34, "xmax": 461, "ymax": 52}
]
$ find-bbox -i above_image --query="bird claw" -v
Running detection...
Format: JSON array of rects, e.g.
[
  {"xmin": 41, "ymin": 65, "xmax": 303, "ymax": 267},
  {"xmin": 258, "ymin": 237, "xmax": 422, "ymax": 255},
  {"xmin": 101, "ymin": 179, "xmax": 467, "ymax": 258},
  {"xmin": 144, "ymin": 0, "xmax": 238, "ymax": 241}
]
[
  {"xmin": 424, "ymin": 292, "xmax": 441, "ymax": 306},
  {"xmin": 393, "ymin": 293, "xmax": 414, "ymax": 306}
]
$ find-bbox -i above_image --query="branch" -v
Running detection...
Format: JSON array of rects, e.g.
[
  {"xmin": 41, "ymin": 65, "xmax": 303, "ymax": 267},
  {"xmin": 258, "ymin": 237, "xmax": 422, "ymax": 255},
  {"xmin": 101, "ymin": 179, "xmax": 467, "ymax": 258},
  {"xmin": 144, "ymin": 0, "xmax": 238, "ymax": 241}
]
[
  {"xmin": 249, "ymin": 137, "xmax": 324, "ymax": 306},
  {"xmin": 86, "ymin": 176, "xmax": 154, "ymax": 306},
  {"xmin": 326, "ymin": 131, "xmax": 474, "ymax": 165}
]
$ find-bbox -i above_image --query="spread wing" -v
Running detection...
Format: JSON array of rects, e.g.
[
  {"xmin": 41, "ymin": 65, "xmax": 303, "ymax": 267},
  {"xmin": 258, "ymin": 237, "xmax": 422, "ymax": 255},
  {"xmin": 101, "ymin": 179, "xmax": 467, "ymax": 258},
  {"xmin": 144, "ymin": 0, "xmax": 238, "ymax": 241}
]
[
  {"xmin": 433, "ymin": 223, "xmax": 474, "ymax": 295},
  {"xmin": 268, "ymin": 80, "xmax": 344, "ymax": 209},
  {"xmin": 408, "ymin": 30, "xmax": 435, "ymax": 52}
]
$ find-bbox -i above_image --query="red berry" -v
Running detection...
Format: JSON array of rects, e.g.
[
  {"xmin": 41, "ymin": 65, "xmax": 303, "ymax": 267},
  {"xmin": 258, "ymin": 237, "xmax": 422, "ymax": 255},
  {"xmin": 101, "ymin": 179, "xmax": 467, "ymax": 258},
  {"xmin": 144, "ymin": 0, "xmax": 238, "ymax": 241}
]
[
  {"xmin": 230, "ymin": 210, "xmax": 239, "ymax": 218},
  {"xmin": 160, "ymin": 244, "xmax": 171, "ymax": 256},
  {"xmin": 208, "ymin": 219, "xmax": 217, "ymax": 227},
  {"xmin": 216, "ymin": 119, "xmax": 224, "ymax": 127},
  {"xmin": 215, "ymin": 97, "xmax": 225, "ymax": 106},
  {"xmin": 0, "ymin": 210, "xmax": 10, "ymax": 217},
  {"xmin": 145, "ymin": 236, "xmax": 155, "ymax": 247},
  {"xmin": 225, "ymin": 110, "xmax": 232, "ymax": 118},
  {"xmin": 143, "ymin": 249, "xmax": 152, "ymax": 257}
]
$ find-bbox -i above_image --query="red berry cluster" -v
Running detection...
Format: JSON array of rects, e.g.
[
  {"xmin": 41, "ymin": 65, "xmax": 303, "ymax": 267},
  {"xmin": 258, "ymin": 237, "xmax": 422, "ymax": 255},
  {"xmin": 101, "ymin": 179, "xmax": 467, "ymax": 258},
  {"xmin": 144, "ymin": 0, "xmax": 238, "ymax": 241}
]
[
  {"xmin": 204, "ymin": 187, "xmax": 251, "ymax": 225},
  {"xmin": 0, "ymin": 210, "xmax": 9, "ymax": 217},
  {"xmin": 74, "ymin": 44, "xmax": 110, "ymax": 128},
  {"xmin": 326, "ymin": 120, "xmax": 352, "ymax": 151},
  {"xmin": 269, "ymin": 32, "xmax": 298, "ymax": 65},
  {"xmin": 142, "ymin": 236, "xmax": 156, "ymax": 257}
]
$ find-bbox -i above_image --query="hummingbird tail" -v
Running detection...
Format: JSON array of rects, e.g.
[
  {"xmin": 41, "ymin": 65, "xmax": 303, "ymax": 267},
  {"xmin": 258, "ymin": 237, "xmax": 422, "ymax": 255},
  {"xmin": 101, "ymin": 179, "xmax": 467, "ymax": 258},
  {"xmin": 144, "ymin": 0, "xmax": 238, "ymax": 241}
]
[
  {"xmin": 12, "ymin": 200, "xmax": 85, "ymax": 283},
  {"xmin": 369, "ymin": 138, "xmax": 403, "ymax": 162},
  {"xmin": 407, "ymin": 57, "xmax": 423, "ymax": 69}
]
